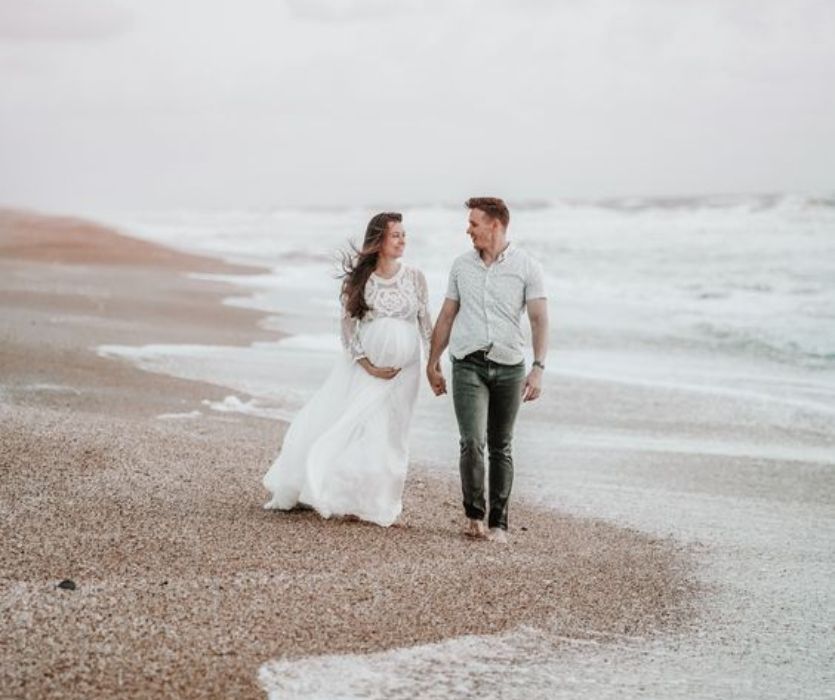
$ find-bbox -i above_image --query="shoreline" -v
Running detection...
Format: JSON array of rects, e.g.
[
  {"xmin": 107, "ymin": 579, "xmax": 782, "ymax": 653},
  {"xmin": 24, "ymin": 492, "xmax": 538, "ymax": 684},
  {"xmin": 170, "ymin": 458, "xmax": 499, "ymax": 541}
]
[{"xmin": 0, "ymin": 209, "xmax": 699, "ymax": 698}]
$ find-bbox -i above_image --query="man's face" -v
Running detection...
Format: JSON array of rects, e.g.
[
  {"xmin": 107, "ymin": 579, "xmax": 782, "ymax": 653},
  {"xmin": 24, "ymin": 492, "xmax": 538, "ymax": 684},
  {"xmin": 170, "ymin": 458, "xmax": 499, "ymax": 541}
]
[{"xmin": 466, "ymin": 209, "xmax": 495, "ymax": 251}]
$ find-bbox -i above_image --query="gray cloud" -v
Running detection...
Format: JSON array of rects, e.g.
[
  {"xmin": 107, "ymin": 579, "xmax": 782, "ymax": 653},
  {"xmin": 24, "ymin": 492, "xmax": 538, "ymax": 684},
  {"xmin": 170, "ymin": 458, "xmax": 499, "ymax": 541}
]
[
  {"xmin": 0, "ymin": 0, "xmax": 133, "ymax": 42},
  {"xmin": 283, "ymin": 0, "xmax": 438, "ymax": 23},
  {"xmin": 0, "ymin": 0, "xmax": 833, "ymax": 211}
]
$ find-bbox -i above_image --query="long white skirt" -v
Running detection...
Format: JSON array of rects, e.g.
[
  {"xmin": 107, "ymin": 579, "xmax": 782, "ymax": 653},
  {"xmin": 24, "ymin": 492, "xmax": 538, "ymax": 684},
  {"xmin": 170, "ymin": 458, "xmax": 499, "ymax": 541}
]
[{"xmin": 263, "ymin": 317, "xmax": 421, "ymax": 527}]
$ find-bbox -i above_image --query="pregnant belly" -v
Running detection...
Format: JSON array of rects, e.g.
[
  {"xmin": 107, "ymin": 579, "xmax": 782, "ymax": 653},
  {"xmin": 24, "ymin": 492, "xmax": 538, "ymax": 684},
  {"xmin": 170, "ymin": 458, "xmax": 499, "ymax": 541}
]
[{"xmin": 359, "ymin": 317, "xmax": 420, "ymax": 368}]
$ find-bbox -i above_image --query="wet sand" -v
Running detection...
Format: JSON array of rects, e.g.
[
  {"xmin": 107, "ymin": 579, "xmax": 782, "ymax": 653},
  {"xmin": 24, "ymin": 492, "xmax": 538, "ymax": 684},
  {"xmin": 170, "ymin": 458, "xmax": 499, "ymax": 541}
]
[{"xmin": 0, "ymin": 209, "xmax": 698, "ymax": 698}]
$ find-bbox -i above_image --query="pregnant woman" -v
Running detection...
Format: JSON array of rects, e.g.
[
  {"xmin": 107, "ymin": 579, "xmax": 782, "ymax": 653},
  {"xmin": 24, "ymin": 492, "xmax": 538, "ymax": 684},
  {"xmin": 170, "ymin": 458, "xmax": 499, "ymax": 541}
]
[{"xmin": 263, "ymin": 212, "xmax": 433, "ymax": 526}]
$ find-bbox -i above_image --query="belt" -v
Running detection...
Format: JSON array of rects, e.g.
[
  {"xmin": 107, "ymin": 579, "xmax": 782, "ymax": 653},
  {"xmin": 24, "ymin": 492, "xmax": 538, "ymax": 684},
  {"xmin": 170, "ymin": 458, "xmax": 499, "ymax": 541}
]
[{"xmin": 463, "ymin": 348, "xmax": 493, "ymax": 362}]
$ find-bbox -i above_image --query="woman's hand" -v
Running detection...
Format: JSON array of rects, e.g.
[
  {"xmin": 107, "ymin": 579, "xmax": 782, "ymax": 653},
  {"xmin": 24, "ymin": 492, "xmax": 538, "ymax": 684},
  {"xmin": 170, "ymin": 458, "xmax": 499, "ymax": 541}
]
[{"xmin": 358, "ymin": 358, "xmax": 401, "ymax": 380}]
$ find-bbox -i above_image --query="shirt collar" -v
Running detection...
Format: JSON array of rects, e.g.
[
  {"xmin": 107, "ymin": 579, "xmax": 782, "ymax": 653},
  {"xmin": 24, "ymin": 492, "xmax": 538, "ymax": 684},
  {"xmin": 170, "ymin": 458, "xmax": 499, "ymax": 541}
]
[
  {"xmin": 473, "ymin": 242, "xmax": 513, "ymax": 267},
  {"xmin": 496, "ymin": 242, "xmax": 513, "ymax": 262}
]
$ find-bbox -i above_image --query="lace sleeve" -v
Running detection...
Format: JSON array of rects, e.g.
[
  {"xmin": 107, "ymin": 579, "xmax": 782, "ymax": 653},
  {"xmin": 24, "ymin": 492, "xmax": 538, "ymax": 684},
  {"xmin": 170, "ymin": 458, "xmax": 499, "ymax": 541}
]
[
  {"xmin": 340, "ymin": 296, "xmax": 366, "ymax": 361},
  {"xmin": 415, "ymin": 268, "xmax": 433, "ymax": 356}
]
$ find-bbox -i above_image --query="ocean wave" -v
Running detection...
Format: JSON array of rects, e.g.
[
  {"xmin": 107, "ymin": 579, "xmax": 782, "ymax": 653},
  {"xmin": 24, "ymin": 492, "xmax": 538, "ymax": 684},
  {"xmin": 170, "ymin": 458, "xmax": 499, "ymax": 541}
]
[
  {"xmin": 556, "ymin": 192, "xmax": 835, "ymax": 214},
  {"xmin": 375, "ymin": 192, "xmax": 835, "ymax": 214},
  {"xmin": 693, "ymin": 322, "xmax": 835, "ymax": 369}
]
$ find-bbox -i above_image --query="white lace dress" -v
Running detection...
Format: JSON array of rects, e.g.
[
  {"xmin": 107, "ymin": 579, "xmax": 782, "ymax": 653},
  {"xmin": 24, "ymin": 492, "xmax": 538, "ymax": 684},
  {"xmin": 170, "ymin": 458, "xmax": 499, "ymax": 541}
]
[{"xmin": 262, "ymin": 264, "xmax": 433, "ymax": 526}]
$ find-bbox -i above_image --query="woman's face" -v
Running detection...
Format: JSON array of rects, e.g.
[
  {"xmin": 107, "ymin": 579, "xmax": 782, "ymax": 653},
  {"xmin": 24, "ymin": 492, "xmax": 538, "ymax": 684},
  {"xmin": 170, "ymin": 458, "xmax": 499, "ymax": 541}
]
[{"xmin": 380, "ymin": 221, "xmax": 406, "ymax": 259}]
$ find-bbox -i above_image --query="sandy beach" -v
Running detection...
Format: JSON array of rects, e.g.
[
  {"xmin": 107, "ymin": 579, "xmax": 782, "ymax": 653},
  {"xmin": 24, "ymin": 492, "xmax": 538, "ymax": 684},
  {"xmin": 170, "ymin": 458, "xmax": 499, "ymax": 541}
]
[{"xmin": 0, "ymin": 209, "xmax": 698, "ymax": 698}]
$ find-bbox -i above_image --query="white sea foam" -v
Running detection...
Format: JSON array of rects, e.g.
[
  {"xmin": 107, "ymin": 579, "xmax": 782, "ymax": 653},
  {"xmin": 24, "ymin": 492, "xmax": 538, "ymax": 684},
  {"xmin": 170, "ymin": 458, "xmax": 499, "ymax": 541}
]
[
  {"xmin": 25, "ymin": 383, "xmax": 82, "ymax": 395},
  {"xmin": 201, "ymin": 395, "xmax": 287, "ymax": 420},
  {"xmin": 156, "ymin": 410, "xmax": 202, "ymax": 420},
  {"xmin": 274, "ymin": 334, "xmax": 341, "ymax": 353}
]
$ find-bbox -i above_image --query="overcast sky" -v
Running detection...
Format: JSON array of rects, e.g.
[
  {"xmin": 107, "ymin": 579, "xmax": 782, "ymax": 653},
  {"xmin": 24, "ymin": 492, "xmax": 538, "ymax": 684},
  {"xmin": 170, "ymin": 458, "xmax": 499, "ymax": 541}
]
[{"xmin": 1, "ymin": 0, "xmax": 834, "ymax": 211}]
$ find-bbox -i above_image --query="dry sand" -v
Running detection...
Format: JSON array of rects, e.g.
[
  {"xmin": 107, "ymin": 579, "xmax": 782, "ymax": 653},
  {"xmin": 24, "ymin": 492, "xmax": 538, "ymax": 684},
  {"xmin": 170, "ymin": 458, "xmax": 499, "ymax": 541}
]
[{"xmin": 0, "ymin": 209, "xmax": 699, "ymax": 698}]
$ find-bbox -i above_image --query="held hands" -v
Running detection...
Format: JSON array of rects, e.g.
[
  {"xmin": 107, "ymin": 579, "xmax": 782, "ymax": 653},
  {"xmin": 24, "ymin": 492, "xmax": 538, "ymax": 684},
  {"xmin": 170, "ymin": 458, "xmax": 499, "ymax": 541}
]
[
  {"xmin": 359, "ymin": 358, "xmax": 400, "ymax": 380},
  {"xmin": 426, "ymin": 361, "xmax": 538, "ymax": 399},
  {"xmin": 426, "ymin": 362, "xmax": 447, "ymax": 396},
  {"xmin": 522, "ymin": 366, "xmax": 543, "ymax": 402}
]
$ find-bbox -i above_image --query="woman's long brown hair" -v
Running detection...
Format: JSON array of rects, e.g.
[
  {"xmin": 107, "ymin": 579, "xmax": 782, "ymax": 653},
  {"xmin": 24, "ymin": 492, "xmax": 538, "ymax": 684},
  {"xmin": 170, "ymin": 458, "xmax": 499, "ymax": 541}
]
[{"xmin": 340, "ymin": 212, "xmax": 402, "ymax": 319}]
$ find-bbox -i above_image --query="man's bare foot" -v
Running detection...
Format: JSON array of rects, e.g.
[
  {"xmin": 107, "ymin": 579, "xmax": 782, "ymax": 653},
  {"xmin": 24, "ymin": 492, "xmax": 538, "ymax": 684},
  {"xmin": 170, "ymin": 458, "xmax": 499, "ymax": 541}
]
[
  {"xmin": 487, "ymin": 527, "xmax": 508, "ymax": 544},
  {"xmin": 463, "ymin": 518, "xmax": 487, "ymax": 539}
]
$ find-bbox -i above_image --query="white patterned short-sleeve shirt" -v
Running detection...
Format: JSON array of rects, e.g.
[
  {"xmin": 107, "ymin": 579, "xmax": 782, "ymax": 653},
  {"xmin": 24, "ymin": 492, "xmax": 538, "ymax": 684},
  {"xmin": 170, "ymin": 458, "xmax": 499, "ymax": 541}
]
[{"xmin": 445, "ymin": 244, "xmax": 546, "ymax": 365}]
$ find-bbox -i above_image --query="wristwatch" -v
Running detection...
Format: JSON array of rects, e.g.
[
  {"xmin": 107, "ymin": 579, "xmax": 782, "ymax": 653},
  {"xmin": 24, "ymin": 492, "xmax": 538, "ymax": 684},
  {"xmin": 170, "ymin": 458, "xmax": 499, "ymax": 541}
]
[{"xmin": 532, "ymin": 360, "xmax": 545, "ymax": 371}]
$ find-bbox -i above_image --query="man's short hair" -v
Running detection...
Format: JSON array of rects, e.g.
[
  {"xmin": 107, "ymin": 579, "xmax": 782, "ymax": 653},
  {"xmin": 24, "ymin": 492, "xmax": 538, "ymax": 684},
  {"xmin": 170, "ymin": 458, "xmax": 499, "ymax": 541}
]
[{"xmin": 465, "ymin": 197, "xmax": 510, "ymax": 228}]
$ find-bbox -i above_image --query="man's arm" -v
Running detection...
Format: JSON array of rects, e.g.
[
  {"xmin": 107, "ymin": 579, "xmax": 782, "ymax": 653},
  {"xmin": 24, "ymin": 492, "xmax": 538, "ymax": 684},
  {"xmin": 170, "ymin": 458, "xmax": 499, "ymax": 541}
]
[
  {"xmin": 522, "ymin": 298, "xmax": 549, "ymax": 402},
  {"xmin": 426, "ymin": 298, "xmax": 459, "ymax": 396}
]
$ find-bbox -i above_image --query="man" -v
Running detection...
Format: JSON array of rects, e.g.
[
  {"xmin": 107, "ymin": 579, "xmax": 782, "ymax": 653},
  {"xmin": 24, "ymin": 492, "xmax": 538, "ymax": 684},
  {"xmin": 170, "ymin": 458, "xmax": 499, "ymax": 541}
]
[{"xmin": 427, "ymin": 197, "xmax": 549, "ymax": 543}]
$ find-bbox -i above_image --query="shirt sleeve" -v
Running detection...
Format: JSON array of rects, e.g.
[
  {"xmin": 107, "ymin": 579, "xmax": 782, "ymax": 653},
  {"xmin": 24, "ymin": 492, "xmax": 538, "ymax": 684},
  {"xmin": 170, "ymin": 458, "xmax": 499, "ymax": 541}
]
[
  {"xmin": 414, "ymin": 268, "xmax": 434, "ymax": 356},
  {"xmin": 445, "ymin": 259, "xmax": 460, "ymax": 301},
  {"xmin": 524, "ymin": 256, "xmax": 547, "ymax": 301},
  {"xmin": 340, "ymin": 295, "xmax": 366, "ymax": 361}
]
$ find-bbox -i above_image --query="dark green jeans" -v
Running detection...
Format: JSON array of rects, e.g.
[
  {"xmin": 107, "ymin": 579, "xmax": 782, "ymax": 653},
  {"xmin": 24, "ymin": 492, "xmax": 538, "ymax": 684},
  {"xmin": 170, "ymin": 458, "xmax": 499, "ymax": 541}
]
[{"xmin": 452, "ymin": 350, "xmax": 525, "ymax": 530}]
